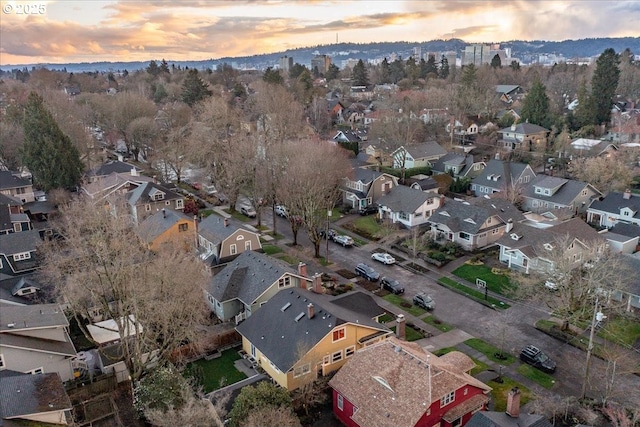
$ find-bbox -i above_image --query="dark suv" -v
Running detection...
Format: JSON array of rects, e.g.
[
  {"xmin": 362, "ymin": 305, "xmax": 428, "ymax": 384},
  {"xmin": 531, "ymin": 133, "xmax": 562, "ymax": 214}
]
[
  {"xmin": 359, "ymin": 204, "xmax": 379, "ymax": 216},
  {"xmin": 413, "ymin": 293, "xmax": 435, "ymax": 310},
  {"xmin": 519, "ymin": 345, "xmax": 556, "ymax": 373},
  {"xmin": 380, "ymin": 277, "xmax": 404, "ymax": 294},
  {"xmin": 355, "ymin": 263, "xmax": 380, "ymax": 282}
]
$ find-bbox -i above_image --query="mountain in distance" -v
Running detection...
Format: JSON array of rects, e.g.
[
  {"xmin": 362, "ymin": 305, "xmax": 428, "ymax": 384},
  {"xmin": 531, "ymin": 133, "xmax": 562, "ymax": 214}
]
[{"xmin": 2, "ymin": 37, "xmax": 639, "ymax": 73}]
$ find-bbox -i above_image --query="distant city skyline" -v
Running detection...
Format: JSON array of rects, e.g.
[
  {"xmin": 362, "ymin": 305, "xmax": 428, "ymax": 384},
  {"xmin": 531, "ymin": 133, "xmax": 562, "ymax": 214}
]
[{"xmin": 0, "ymin": 0, "xmax": 639, "ymax": 66}]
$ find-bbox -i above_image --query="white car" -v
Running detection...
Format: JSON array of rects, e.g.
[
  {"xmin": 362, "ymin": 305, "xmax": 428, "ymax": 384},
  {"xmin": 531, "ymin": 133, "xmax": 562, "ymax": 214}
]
[
  {"xmin": 371, "ymin": 252, "xmax": 396, "ymax": 265},
  {"xmin": 333, "ymin": 235, "xmax": 354, "ymax": 247},
  {"xmin": 275, "ymin": 205, "xmax": 288, "ymax": 218}
]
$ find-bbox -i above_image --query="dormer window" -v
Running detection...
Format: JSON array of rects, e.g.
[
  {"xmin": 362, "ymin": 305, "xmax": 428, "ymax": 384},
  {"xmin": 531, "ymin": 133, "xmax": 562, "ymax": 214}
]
[
  {"xmin": 149, "ymin": 188, "xmax": 165, "ymax": 201},
  {"xmin": 544, "ymin": 243, "xmax": 554, "ymax": 251},
  {"xmin": 14, "ymin": 252, "xmax": 31, "ymax": 261}
]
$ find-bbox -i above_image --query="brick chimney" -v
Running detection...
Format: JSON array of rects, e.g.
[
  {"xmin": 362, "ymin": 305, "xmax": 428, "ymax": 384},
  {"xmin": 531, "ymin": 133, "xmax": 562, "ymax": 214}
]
[
  {"xmin": 439, "ymin": 195, "xmax": 445, "ymax": 208},
  {"xmin": 396, "ymin": 314, "xmax": 406, "ymax": 340},
  {"xmin": 297, "ymin": 262, "xmax": 307, "ymax": 278},
  {"xmin": 312, "ymin": 273, "xmax": 323, "ymax": 294},
  {"xmin": 506, "ymin": 387, "xmax": 521, "ymax": 418},
  {"xmin": 307, "ymin": 303, "xmax": 315, "ymax": 319},
  {"xmin": 223, "ymin": 218, "xmax": 229, "ymax": 227},
  {"xmin": 623, "ymin": 189, "xmax": 631, "ymax": 200}
]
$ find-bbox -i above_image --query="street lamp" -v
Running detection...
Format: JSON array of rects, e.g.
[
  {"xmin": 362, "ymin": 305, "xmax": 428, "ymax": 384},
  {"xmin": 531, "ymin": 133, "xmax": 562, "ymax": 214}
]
[{"xmin": 581, "ymin": 296, "xmax": 606, "ymax": 399}]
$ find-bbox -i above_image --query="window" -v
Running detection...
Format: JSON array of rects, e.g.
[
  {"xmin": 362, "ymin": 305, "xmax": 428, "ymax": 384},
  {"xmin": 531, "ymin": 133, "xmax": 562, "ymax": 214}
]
[
  {"xmin": 145, "ymin": 204, "xmax": 151, "ymax": 212},
  {"xmin": 459, "ymin": 232, "xmax": 471, "ymax": 240},
  {"xmin": 230, "ymin": 244, "xmax": 237, "ymax": 255},
  {"xmin": 294, "ymin": 363, "xmax": 311, "ymax": 378},
  {"xmin": 236, "ymin": 235, "xmax": 245, "ymax": 240},
  {"xmin": 278, "ymin": 276, "xmax": 291, "ymax": 288},
  {"xmin": 332, "ymin": 351, "xmax": 343, "ymax": 363},
  {"xmin": 345, "ymin": 346, "xmax": 355, "ymax": 358},
  {"xmin": 165, "ymin": 200, "xmax": 171, "ymax": 205},
  {"xmin": 440, "ymin": 391, "xmax": 455, "ymax": 407},
  {"xmin": 524, "ymin": 175, "xmax": 530, "ymax": 183},
  {"xmin": 0, "ymin": 353, "xmax": 5, "ymax": 369},
  {"xmin": 452, "ymin": 417, "xmax": 462, "ymax": 427},
  {"xmin": 14, "ymin": 223, "xmax": 20, "ymax": 232},
  {"xmin": 13, "ymin": 252, "xmax": 31, "ymax": 261},
  {"xmin": 152, "ymin": 193, "xmax": 164, "ymax": 201},
  {"xmin": 487, "ymin": 217, "xmax": 492, "ymax": 224},
  {"xmin": 399, "ymin": 212, "xmax": 409, "ymax": 220},
  {"xmin": 245, "ymin": 241, "xmax": 251, "ymax": 251},
  {"xmin": 337, "ymin": 394, "xmax": 344, "ymax": 411},
  {"xmin": 332, "ymin": 328, "xmax": 345, "ymax": 342},
  {"xmin": 176, "ymin": 199, "xmax": 184, "ymax": 209},
  {"xmin": 178, "ymin": 223, "xmax": 188, "ymax": 232},
  {"xmin": 463, "ymin": 387, "xmax": 468, "ymax": 395},
  {"xmin": 29, "ymin": 367, "xmax": 44, "ymax": 375},
  {"xmin": 323, "ymin": 355, "xmax": 330, "ymax": 366}
]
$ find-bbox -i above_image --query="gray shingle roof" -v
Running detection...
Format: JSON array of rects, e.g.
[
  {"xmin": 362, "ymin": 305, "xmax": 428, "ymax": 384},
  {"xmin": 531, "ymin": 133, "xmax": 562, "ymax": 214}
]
[
  {"xmin": 235, "ymin": 287, "xmax": 388, "ymax": 372},
  {"xmin": 198, "ymin": 215, "xmax": 240, "ymax": 244},
  {"xmin": 353, "ymin": 168, "xmax": 383, "ymax": 184},
  {"xmin": 466, "ymin": 410, "xmax": 552, "ymax": 427},
  {"xmin": 523, "ymin": 175, "xmax": 599, "ymax": 206},
  {"xmin": 431, "ymin": 197, "xmax": 525, "ymax": 235},
  {"xmin": 86, "ymin": 160, "xmax": 139, "ymax": 178},
  {"xmin": 588, "ymin": 191, "xmax": 640, "ymax": 218},
  {"xmin": 498, "ymin": 122, "xmax": 549, "ymax": 135},
  {"xmin": 495, "ymin": 85, "xmax": 521, "ymax": 95},
  {"xmin": 137, "ymin": 208, "xmax": 193, "ymax": 243},
  {"xmin": 328, "ymin": 291, "xmax": 386, "ymax": 319},
  {"xmin": 404, "ymin": 141, "xmax": 447, "ymax": 159},
  {"xmin": 0, "ymin": 171, "xmax": 31, "ymax": 191},
  {"xmin": 471, "ymin": 160, "xmax": 534, "ymax": 191},
  {"xmin": 207, "ymin": 251, "xmax": 293, "ymax": 305},
  {"xmin": 378, "ymin": 185, "xmax": 433, "ymax": 213},
  {"xmin": 0, "ymin": 303, "xmax": 68, "ymax": 331},
  {"xmin": 0, "ymin": 371, "xmax": 71, "ymax": 420},
  {"xmin": 0, "ymin": 229, "xmax": 42, "ymax": 255},
  {"xmin": 0, "ymin": 333, "xmax": 77, "ymax": 356},
  {"xmin": 126, "ymin": 182, "xmax": 181, "ymax": 206}
]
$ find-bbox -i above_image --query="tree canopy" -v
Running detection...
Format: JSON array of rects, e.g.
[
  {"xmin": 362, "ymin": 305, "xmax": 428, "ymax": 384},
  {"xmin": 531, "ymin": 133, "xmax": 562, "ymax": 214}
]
[
  {"xmin": 181, "ymin": 69, "xmax": 212, "ymax": 107},
  {"xmin": 591, "ymin": 48, "xmax": 620, "ymax": 126},
  {"xmin": 520, "ymin": 79, "xmax": 550, "ymax": 127},
  {"xmin": 352, "ymin": 59, "xmax": 369, "ymax": 86}
]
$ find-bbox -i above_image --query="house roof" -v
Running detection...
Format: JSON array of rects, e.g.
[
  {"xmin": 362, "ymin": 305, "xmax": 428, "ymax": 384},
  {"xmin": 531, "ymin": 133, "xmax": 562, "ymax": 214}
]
[
  {"xmin": 498, "ymin": 123, "xmax": 549, "ymax": 135},
  {"xmin": 137, "ymin": 208, "xmax": 193, "ymax": 244},
  {"xmin": 198, "ymin": 215, "xmax": 248, "ymax": 244},
  {"xmin": 432, "ymin": 153, "xmax": 478, "ymax": 176},
  {"xmin": 329, "ymin": 291, "xmax": 386, "ymax": 319},
  {"xmin": 523, "ymin": 175, "xmax": 600, "ymax": 207},
  {"xmin": 0, "ymin": 303, "xmax": 68, "ymax": 332},
  {"xmin": 328, "ymin": 338, "xmax": 491, "ymax": 427},
  {"xmin": 81, "ymin": 172, "xmax": 153, "ymax": 198},
  {"xmin": 431, "ymin": 197, "xmax": 525, "ymax": 235},
  {"xmin": 471, "ymin": 160, "xmax": 534, "ymax": 190},
  {"xmin": 0, "ymin": 332, "xmax": 77, "ymax": 357},
  {"xmin": 207, "ymin": 251, "xmax": 294, "ymax": 305},
  {"xmin": 126, "ymin": 181, "xmax": 182, "ymax": 206},
  {"xmin": 236, "ymin": 287, "xmax": 389, "ymax": 372},
  {"xmin": 610, "ymin": 222, "xmax": 640, "ymax": 238},
  {"xmin": 402, "ymin": 141, "xmax": 447, "ymax": 160},
  {"xmin": 0, "ymin": 371, "xmax": 71, "ymax": 421},
  {"xmin": 0, "ymin": 171, "xmax": 31, "ymax": 191},
  {"xmin": 378, "ymin": 185, "xmax": 434, "ymax": 214},
  {"xmin": 0, "ymin": 193, "xmax": 23, "ymax": 207},
  {"xmin": 0, "ymin": 207, "xmax": 10, "ymax": 232},
  {"xmin": 0, "ymin": 229, "xmax": 42, "ymax": 255},
  {"xmin": 353, "ymin": 168, "xmax": 384, "ymax": 184},
  {"xmin": 588, "ymin": 191, "xmax": 640, "ymax": 217},
  {"xmin": 86, "ymin": 160, "xmax": 140, "ymax": 178},
  {"xmin": 495, "ymin": 85, "xmax": 521, "ymax": 95},
  {"xmin": 466, "ymin": 409, "xmax": 552, "ymax": 427}
]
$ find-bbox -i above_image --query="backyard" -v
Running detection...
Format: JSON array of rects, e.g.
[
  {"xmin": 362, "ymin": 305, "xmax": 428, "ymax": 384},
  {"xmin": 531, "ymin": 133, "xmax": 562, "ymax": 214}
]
[{"xmin": 183, "ymin": 348, "xmax": 247, "ymax": 393}]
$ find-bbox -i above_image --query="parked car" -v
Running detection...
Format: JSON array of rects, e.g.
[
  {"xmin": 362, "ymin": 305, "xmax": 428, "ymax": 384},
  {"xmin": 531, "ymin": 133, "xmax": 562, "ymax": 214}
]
[
  {"xmin": 354, "ymin": 263, "xmax": 380, "ymax": 282},
  {"xmin": 519, "ymin": 345, "xmax": 556, "ymax": 373},
  {"xmin": 275, "ymin": 205, "xmax": 288, "ymax": 218},
  {"xmin": 240, "ymin": 205, "xmax": 256, "ymax": 218},
  {"xmin": 320, "ymin": 228, "xmax": 338, "ymax": 240},
  {"xmin": 380, "ymin": 277, "xmax": 404, "ymax": 294},
  {"xmin": 544, "ymin": 280, "xmax": 558, "ymax": 290},
  {"xmin": 413, "ymin": 293, "xmax": 435, "ymax": 310},
  {"xmin": 371, "ymin": 252, "xmax": 396, "ymax": 265},
  {"xmin": 359, "ymin": 204, "xmax": 379, "ymax": 216},
  {"xmin": 333, "ymin": 235, "xmax": 354, "ymax": 247}
]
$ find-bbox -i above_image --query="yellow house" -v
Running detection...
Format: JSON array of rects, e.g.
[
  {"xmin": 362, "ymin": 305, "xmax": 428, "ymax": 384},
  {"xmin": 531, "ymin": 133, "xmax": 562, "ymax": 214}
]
[
  {"xmin": 137, "ymin": 208, "xmax": 196, "ymax": 252},
  {"xmin": 236, "ymin": 287, "xmax": 392, "ymax": 391}
]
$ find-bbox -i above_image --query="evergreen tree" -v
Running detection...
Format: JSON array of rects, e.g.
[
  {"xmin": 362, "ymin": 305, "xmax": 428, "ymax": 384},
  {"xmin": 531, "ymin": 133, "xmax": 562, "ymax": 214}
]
[
  {"xmin": 461, "ymin": 63, "xmax": 477, "ymax": 87},
  {"xmin": 146, "ymin": 60, "xmax": 160, "ymax": 76},
  {"xmin": 389, "ymin": 58, "xmax": 405, "ymax": 83},
  {"xmin": 380, "ymin": 58, "xmax": 391, "ymax": 83},
  {"xmin": 181, "ymin": 69, "xmax": 212, "ymax": 107},
  {"xmin": 153, "ymin": 83, "xmax": 168, "ymax": 103},
  {"xmin": 288, "ymin": 63, "xmax": 307, "ymax": 80},
  {"xmin": 439, "ymin": 55, "xmax": 449, "ymax": 79},
  {"xmin": 591, "ymin": 48, "xmax": 620, "ymax": 126},
  {"xmin": 520, "ymin": 79, "xmax": 550, "ymax": 127},
  {"xmin": 405, "ymin": 57, "xmax": 420, "ymax": 82},
  {"xmin": 352, "ymin": 59, "xmax": 369, "ymax": 86},
  {"xmin": 21, "ymin": 92, "xmax": 83, "ymax": 191},
  {"xmin": 491, "ymin": 54, "xmax": 502, "ymax": 69},
  {"xmin": 573, "ymin": 80, "xmax": 597, "ymax": 129},
  {"xmin": 262, "ymin": 66, "xmax": 284, "ymax": 85},
  {"xmin": 425, "ymin": 55, "xmax": 438, "ymax": 77},
  {"xmin": 325, "ymin": 63, "xmax": 340, "ymax": 81},
  {"xmin": 510, "ymin": 60, "xmax": 521, "ymax": 71},
  {"xmin": 159, "ymin": 59, "xmax": 170, "ymax": 74}
]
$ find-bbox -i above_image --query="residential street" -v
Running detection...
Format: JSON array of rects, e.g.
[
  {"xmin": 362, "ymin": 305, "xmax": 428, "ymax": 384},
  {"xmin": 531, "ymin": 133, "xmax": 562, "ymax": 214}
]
[{"xmin": 241, "ymin": 207, "xmax": 640, "ymax": 410}]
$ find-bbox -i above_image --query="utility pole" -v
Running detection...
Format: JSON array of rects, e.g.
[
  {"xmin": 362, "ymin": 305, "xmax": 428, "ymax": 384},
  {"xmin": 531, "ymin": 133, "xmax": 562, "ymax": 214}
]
[
  {"xmin": 581, "ymin": 296, "xmax": 605, "ymax": 399},
  {"xmin": 325, "ymin": 208, "xmax": 332, "ymax": 265}
]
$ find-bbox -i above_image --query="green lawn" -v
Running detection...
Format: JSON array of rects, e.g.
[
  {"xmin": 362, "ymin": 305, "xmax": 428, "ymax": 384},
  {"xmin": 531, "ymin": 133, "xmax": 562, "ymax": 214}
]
[
  {"xmin": 389, "ymin": 325, "xmax": 424, "ymax": 342},
  {"xmin": 433, "ymin": 347, "xmax": 457, "ymax": 356},
  {"xmin": 517, "ymin": 364, "xmax": 556, "ymax": 389},
  {"xmin": 464, "ymin": 338, "xmax": 516, "ymax": 365},
  {"xmin": 183, "ymin": 349, "xmax": 247, "ymax": 393},
  {"xmin": 223, "ymin": 208, "xmax": 252, "ymax": 222},
  {"xmin": 422, "ymin": 315, "xmax": 454, "ymax": 332},
  {"xmin": 378, "ymin": 313, "xmax": 394, "ymax": 323},
  {"xmin": 383, "ymin": 294, "xmax": 427, "ymax": 317},
  {"xmin": 262, "ymin": 244, "xmax": 283, "ymax": 255},
  {"xmin": 430, "ymin": 347, "xmax": 489, "ymax": 375},
  {"xmin": 438, "ymin": 277, "xmax": 510, "ymax": 309},
  {"xmin": 351, "ymin": 216, "xmax": 382, "ymax": 236},
  {"xmin": 489, "ymin": 377, "xmax": 532, "ymax": 412},
  {"xmin": 599, "ymin": 316, "xmax": 640, "ymax": 347},
  {"xmin": 452, "ymin": 264, "xmax": 514, "ymax": 296},
  {"xmin": 277, "ymin": 254, "xmax": 300, "ymax": 265}
]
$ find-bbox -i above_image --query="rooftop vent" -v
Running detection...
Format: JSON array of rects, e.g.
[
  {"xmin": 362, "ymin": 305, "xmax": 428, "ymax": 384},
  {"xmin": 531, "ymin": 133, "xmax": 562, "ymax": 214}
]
[
  {"xmin": 294, "ymin": 312, "xmax": 305, "ymax": 322},
  {"xmin": 281, "ymin": 302, "xmax": 291, "ymax": 312},
  {"xmin": 510, "ymin": 233, "xmax": 522, "ymax": 241}
]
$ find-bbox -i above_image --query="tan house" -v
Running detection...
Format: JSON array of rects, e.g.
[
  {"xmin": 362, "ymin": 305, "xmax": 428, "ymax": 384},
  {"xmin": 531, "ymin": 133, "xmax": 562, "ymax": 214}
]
[
  {"xmin": 499, "ymin": 122, "xmax": 550, "ymax": 152},
  {"xmin": 0, "ymin": 171, "xmax": 35, "ymax": 204},
  {"xmin": 205, "ymin": 251, "xmax": 313, "ymax": 323},
  {"xmin": 341, "ymin": 168, "xmax": 398, "ymax": 211},
  {"xmin": 125, "ymin": 182, "xmax": 185, "ymax": 225},
  {"xmin": 137, "ymin": 208, "xmax": 196, "ymax": 252},
  {"xmin": 236, "ymin": 288, "xmax": 391, "ymax": 391},
  {"xmin": 392, "ymin": 142, "xmax": 448, "ymax": 169},
  {"xmin": 0, "ymin": 304, "xmax": 78, "ymax": 381},
  {"xmin": 197, "ymin": 216, "xmax": 262, "ymax": 265}
]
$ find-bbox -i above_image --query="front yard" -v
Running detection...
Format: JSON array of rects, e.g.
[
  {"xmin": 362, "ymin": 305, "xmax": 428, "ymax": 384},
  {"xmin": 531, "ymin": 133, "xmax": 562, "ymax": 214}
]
[{"xmin": 452, "ymin": 263, "xmax": 515, "ymax": 296}]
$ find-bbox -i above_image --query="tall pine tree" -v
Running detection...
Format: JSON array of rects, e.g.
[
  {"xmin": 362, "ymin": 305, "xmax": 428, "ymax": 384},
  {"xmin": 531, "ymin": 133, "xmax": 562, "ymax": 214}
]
[
  {"xmin": 573, "ymin": 80, "xmax": 597, "ymax": 129},
  {"xmin": 591, "ymin": 48, "xmax": 620, "ymax": 126},
  {"xmin": 352, "ymin": 59, "xmax": 369, "ymax": 86},
  {"xmin": 21, "ymin": 92, "xmax": 83, "ymax": 191},
  {"xmin": 181, "ymin": 69, "xmax": 212, "ymax": 107},
  {"xmin": 439, "ymin": 55, "xmax": 449, "ymax": 79},
  {"xmin": 521, "ymin": 79, "xmax": 550, "ymax": 127}
]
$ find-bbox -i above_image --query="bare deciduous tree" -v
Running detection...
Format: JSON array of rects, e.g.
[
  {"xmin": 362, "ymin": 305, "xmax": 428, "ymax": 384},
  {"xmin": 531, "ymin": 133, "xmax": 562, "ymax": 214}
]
[
  {"xmin": 243, "ymin": 406, "xmax": 301, "ymax": 427},
  {"xmin": 40, "ymin": 199, "xmax": 208, "ymax": 381},
  {"xmin": 569, "ymin": 152, "xmax": 633, "ymax": 193}
]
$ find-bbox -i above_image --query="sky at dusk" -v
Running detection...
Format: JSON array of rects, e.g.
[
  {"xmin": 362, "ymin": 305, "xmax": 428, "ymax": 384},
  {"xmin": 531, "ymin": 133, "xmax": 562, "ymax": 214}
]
[{"xmin": 0, "ymin": 0, "xmax": 639, "ymax": 66}]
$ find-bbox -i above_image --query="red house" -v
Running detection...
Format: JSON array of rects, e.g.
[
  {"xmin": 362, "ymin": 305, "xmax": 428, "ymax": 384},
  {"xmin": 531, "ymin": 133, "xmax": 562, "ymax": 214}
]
[{"xmin": 329, "ymin": 337, "xmax": 492, "ymax": 427}]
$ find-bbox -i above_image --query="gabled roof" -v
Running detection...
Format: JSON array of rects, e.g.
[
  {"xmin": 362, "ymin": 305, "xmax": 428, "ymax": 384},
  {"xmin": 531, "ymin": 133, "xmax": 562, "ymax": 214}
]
[
  {"xmin": 0, "ymin": 371, "xmax": 71, "ymax": 422},
  {"xmin": 471, "ymin": 160, "xmax": 534, "ymax": 190},
  {"xmin": 498, "ymin": 123, "xmax": 549, "ymax": 135},
  {"xmin": 0, "ymin": 274, "xmax": 42, "ymax": 305},
  {"xmin": 198, "ymin": 215, "xmax": 259, "ymax": 246},
  {"xmin": 137, "ymin": 208, "xmax": 193, "ymax": 244},
  {"xmin": 398, "ymin": 141, "xmax": 447, "ymax": 160},
  {"xmin": 329, "ymin": 291, "xmax": 386, "ymax": 319},
  {"xmin": 236, "ymin": 287, "xmax": 389, "ymax": 373},
  {"xmin": 0, "ymin": 229, "xmax": 42, "ymax": 255},
  {"xmin": 0, "ymin": 171, "xmax": 31, "ymax": 191},
  {"xmin": 432, "ymin": 152, "xmax": 478, "ymax": 175},
  {"xmin": 0, "ymin": 193, "xmax": 23, "ymax": 207},
  {"xmin": 86, "ymin": 160, "xmax": 140, "ymax": 178},
  {"xmin": 495, "ymin": 85, "xmax": 521, "ymax": 95},
  {"xmin": 126, "ymin": 181, "xmax": 182, "ymax": 206},
  {"xmin": 523, "ymin": 175, "xmax": 600, "ymax": 206},
  {"xmin": 378, "ymin": 185, "xmax": 434, "ymax": 214},
  {"xmin": 0, "ymin": 333, "xmax": 77, "ymax": 357},
  {"xmin": 333, "ymin": 129, "xmax": 361, "ymax": 143},
  {"xmin": 588, "ymin": 191, "xmax": 640, "ymax": 216},
  {"xmin": 0, "ymin": 303, "xmax": 68, "ymax": 331},
  {"xmin": 207, "ymin": 251, "xmax": 293, "ymax": 305},
  {"xmin": 431, "ymin": 197, "xmax": 525, "ymax": 235},
  {"xmin": 466, "ymin": 409, "xmax": 552, "ymax": 427},
  {"xmin": 329, "ymin": 337, "xmax": 491, "ymax": 427},
  {"xmin": 81, "ymin": 171, "xmax": 153, "ymax": 199}
]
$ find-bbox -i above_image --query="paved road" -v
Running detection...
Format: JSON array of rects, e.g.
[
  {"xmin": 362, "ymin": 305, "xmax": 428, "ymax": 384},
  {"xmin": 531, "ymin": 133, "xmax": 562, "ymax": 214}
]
[{"xmin": 240, "ymin": 209, "xmax": 640, "ymax": 409}]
